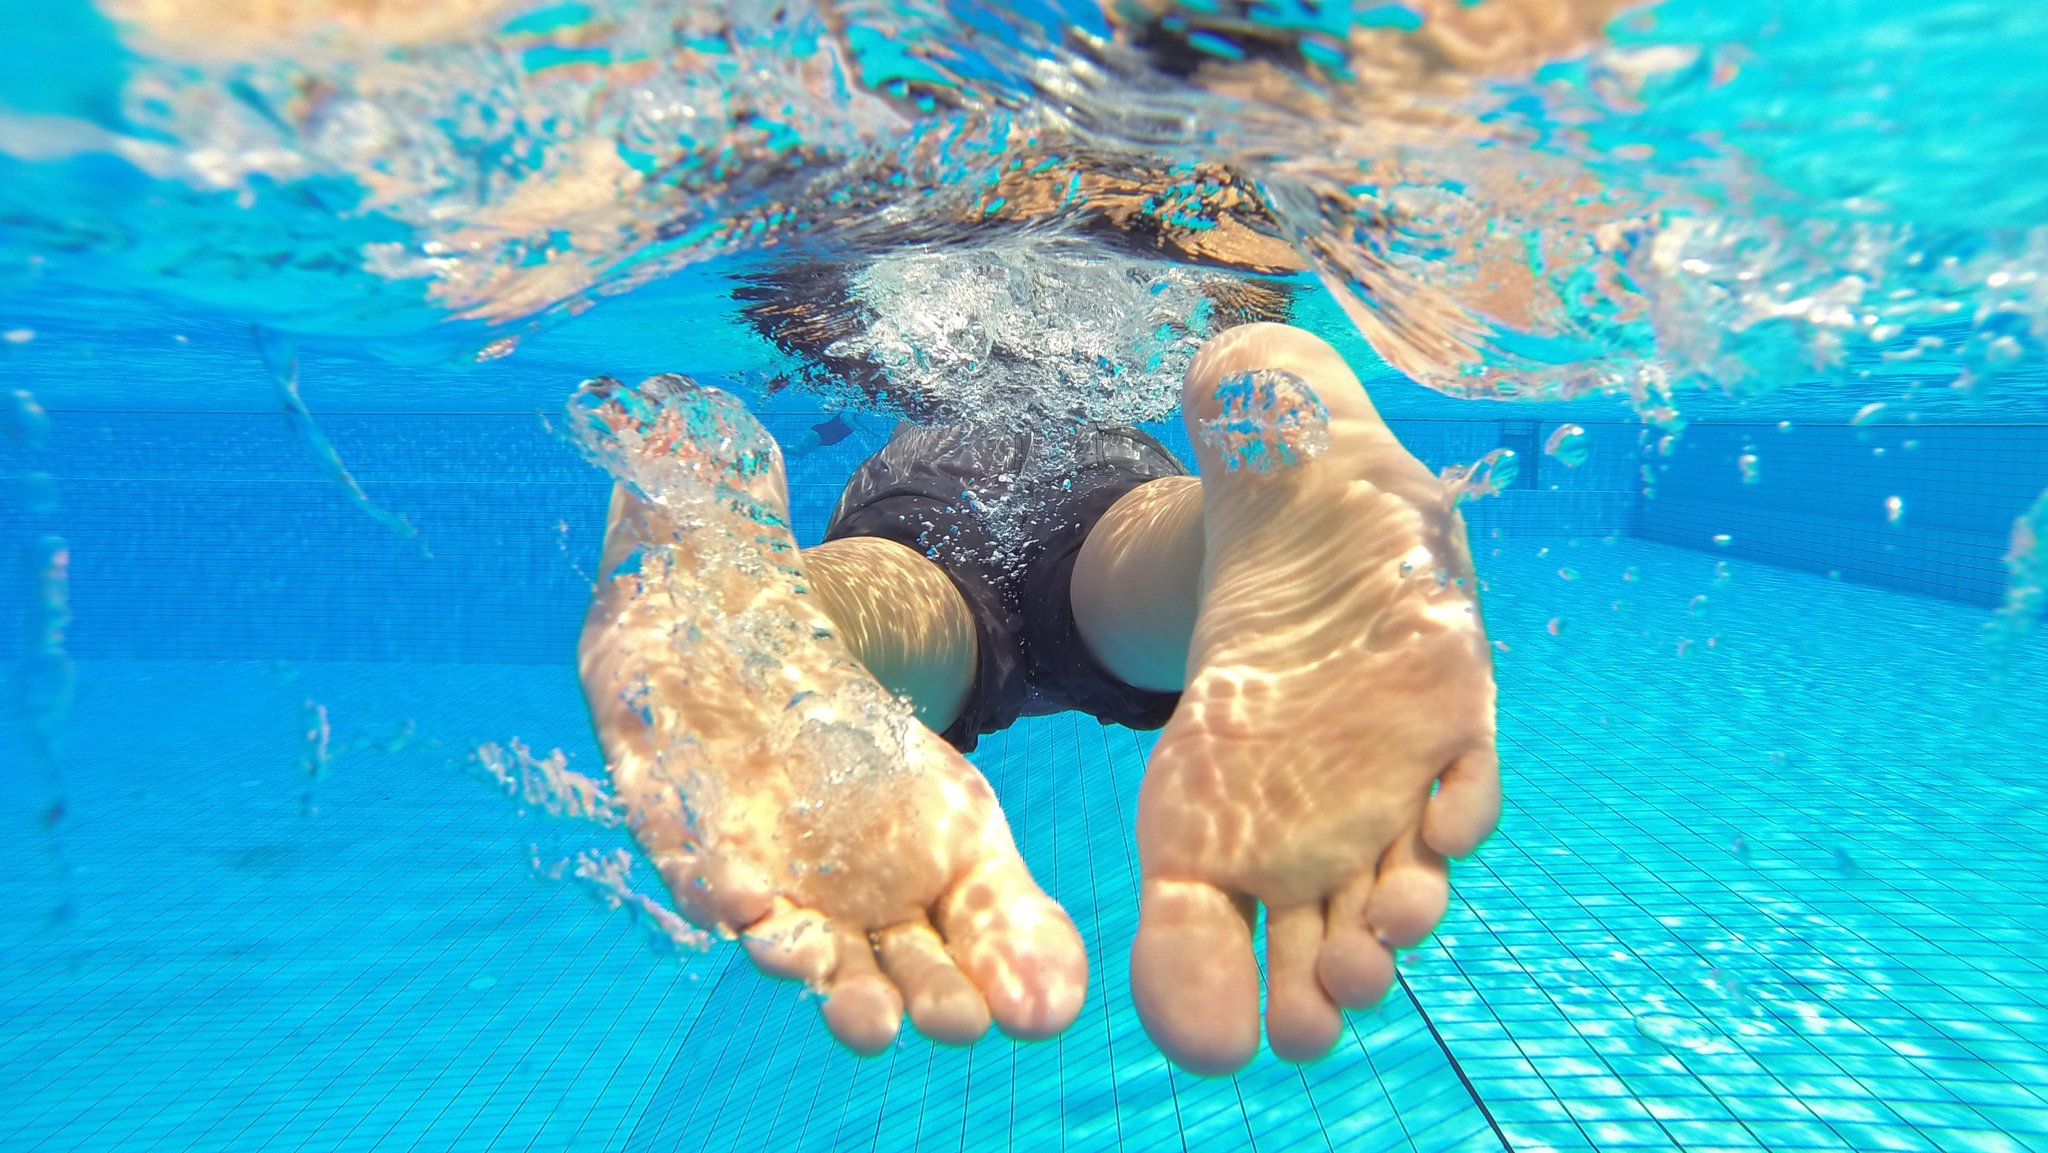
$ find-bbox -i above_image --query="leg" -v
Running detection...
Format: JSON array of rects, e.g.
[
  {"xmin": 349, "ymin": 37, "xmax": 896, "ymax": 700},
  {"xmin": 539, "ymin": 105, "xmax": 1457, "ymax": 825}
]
[
  {"xmin": 1070, "ymin": 475, "xmax": 1203, "ymax": 693},
  {"xmin": 801, "ymin": 536, "xmax": 976, "ymax": 733},
  {"xmin": 1103, "ymin": 324, "xmax": 1502, "ymax": 1074},
  {"xmin": 573, "ymin": 374, "xmax": 1086, "ymax": 1053}
]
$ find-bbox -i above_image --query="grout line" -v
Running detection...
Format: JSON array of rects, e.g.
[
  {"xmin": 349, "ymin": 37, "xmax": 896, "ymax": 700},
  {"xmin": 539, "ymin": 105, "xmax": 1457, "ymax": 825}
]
[
  {"xmin": 621, "ymin": 947, "xmax": 745, "ymax": 1153},
  {"xmin": 1398, "ymin": 963, "xmax": 1515, "ymax": 1152}
]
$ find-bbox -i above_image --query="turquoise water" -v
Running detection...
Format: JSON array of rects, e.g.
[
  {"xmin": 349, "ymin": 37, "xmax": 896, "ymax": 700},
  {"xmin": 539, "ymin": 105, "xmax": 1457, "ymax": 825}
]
[{"xmin": 4, "ymin": 1, "xmax": 2048, "ymax": 1150}]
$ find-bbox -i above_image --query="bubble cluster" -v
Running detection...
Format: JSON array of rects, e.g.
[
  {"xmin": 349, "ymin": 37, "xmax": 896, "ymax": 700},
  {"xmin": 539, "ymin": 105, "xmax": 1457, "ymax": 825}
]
[
  {"xmin": 566, "ymin": 369, "xmax": 928, "ymax": 887},
  {"xmin": 1196, "ymin": 368, "xmax": 1333, "ymax": 475},
  {"xmin": 829, "ymin": 236, "xmax": 1217, "ymax": 433},
  {"xmin": 1442, "ymin": 448, "xmax": 1520, "ymax": 504}
]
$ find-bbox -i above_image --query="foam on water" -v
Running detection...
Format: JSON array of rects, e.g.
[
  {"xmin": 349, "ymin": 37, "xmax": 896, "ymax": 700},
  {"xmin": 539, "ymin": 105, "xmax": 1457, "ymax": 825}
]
[
  {"xmin": 2, "ymin": 0, "xmax": 2040, "ymax": 429},
  {"xmin": 827, "ymin": 235, "xmax": 1213, "ymax": 429}
]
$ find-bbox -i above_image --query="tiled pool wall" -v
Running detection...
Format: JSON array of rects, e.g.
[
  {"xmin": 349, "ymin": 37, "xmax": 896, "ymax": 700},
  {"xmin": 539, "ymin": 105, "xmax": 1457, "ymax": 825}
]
[
  {"xmin": 1638, "ymin": 421, "xmax": 2048, "ymax": 607},
  {"xmin": 3, "ymin": 405, "xmax": 2040, "ymax": 664}
]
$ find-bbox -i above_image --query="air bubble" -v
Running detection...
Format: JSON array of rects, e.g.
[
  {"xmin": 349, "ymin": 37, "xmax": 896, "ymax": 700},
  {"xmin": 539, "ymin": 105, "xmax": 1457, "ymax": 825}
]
[
  {"xmin": 1884, "ymin": 495, "xmax": 1904, "ymax": 525},
  {"xmin": 299, "ymin": 699, "xmax": 332, "ymax": 819},
  {"xmin": 1441, "ymin": 447, "xmax": 1517, "ymax": 502},
  {"xmin": 1634, "ymin": 1013, "xmax": 1725, "ymax": 1052},
  {"xmin": 1689, "ymin": 595, "xmax": 1708, "ymax": 616},
  {"xmin": 1959, "ymin": 333, "xmax": 2024, "ymax": 395},
  {"xmin": 1737, "ymin": 453, "xmax": 1760, "ymax": 485},
  {"xmin": 4, "ymin": 389, "xmax": 49, "ymax": 448},
  {"xmin": 1712, "ymin": 533, "xmax": 1732, "ymax": 547},
  {"xmin": 1543, "ymin": 423, "xmax": 1590, "ymax": 468},
  {"xmin": 1198, "ymin": 368, "xmax": 1332, "ymax": 474}
]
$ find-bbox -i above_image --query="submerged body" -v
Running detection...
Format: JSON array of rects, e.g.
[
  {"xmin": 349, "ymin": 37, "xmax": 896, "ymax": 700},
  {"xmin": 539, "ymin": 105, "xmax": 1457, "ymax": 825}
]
[{"xmin": 575, "ymin": 323, "xmax": 1501, "ymax": 1073}]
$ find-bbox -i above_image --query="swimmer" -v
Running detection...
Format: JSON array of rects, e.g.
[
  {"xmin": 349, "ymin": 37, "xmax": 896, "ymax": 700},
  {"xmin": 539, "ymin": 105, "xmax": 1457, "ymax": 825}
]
[
  {"xmin": 779, "ymin": 411, "xmax": 874, "ymax": 459},
  {"xmin": 577, "ymin": 322, "xmax": 1500, "ymax": 1074}
]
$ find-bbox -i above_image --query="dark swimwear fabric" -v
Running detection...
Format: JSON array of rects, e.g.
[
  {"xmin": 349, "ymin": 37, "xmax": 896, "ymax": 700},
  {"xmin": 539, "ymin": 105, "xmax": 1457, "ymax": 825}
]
[{"xmin": 822, "ymin": 423, "xmax": 1189, "ymax": 752}]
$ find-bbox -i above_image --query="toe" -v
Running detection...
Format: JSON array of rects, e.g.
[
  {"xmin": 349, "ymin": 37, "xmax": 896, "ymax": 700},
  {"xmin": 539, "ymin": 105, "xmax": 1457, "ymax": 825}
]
[
  {"xmin": 1367, "ymin": 828, "xmax": 1450, "ymax": 951},
  {"xmin": 876, "ymin": 917, "xmax": 991, "ymax": 1046},
  {"xmin": 740, "ymin": 898, "xmax": 837, "ymax": 984},
  {"xmin": 1424, "ymin": 746, "xmax": 1501, "ymax": 859},
  {"xmin": 1130, "ymin": 878, "xmax": 1261, "ymax": 1076},
  {"xmin": 655, "ymin": 848, "xmax": 775, "ymax": 936},
  {"xmin": 1264, "ymin": 903, "xmax": 1342, "ymax": 1064},
  {"xmin": 1317, "ymin": 872, "xmax": 1396, "ymax": 1009},
  {"xmin": 821, "ymin": 927, "xmax": 903, "ymax": 1056},
  {"xmin": 935, "ymin": 856, "xmax": 1088, "ymax": 1041}
]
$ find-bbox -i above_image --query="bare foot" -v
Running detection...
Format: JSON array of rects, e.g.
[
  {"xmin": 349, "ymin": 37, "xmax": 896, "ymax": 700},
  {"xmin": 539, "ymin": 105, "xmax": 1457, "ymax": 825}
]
[
  {"xmin": 1129, "ymin": 324, "xmax": 1501, "ymax": 1075},
  {"xmin": 572, "ymin": 373, "xmax": 1087, "ymax": 1054}
]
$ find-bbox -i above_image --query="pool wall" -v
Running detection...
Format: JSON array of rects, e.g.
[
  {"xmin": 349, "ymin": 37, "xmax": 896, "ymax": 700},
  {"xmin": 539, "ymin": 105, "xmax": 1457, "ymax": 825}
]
[
  {"xmin": 0, "ymin": 405, "xmax": 1642, "ymax": 664},
  {"xmin": 5, "ymin": 403, "xmax": 2042, "ymax": 665},
  {"xmin": 1639, "ymin": 422, "xmax": 2048, "ymax": 606}
]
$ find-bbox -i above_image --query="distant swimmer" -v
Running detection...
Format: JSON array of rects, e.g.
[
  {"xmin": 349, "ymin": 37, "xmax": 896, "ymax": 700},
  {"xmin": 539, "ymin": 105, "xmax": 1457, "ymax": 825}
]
[
  {"xmin": 574, "ymin": 323, "xmax": 1500, "ymax": 1074},
  {"xmin": 782, "ymin": 412, "xmax": 869, "ymax": 459}
]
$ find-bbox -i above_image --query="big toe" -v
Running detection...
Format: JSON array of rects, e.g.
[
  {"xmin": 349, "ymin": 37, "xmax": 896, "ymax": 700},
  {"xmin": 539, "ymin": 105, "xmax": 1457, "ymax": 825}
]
[
  {"xmin": 1130, "ymin": 878, "xmax": 1261, "ymax": 1076},
  {"xmin": 936, "ymin": 856, "xmax": 1087, "ymax": 1041}
]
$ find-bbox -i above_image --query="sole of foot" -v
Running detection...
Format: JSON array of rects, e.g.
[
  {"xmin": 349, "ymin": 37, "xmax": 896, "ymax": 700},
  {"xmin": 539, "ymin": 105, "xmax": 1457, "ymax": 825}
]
[
  {"xmin": 1128, "ymin": 323, "xmax": 1502, "ymax": 1075},
  {"xmin": 571, "ymin": 373, "xmax": 1088, "ymax": 1054}
]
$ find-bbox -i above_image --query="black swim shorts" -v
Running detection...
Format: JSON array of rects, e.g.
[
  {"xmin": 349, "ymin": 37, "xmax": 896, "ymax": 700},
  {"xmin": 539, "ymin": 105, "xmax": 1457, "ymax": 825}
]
[{"xmin": 822, "ymin": 424, "xmax": 1190, "ymax": 752}]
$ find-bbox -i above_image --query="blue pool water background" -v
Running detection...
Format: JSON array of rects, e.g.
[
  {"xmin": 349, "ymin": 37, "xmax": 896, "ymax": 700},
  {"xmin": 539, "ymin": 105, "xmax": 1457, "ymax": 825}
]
[
  {"xmin": 3, "ymin": 0, "xmax": 2048, "ymax": 1141},
  {"xmin": 2, "ymin": 297, "xmax": 2047, "ymax": 1150}
]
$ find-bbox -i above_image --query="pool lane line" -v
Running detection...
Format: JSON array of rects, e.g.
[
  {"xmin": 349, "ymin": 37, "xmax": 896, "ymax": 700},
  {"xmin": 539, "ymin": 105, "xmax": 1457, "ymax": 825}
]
[{"xmin": 1397, "ymin": 969, "xmax": 1514, "ymax": 1152}]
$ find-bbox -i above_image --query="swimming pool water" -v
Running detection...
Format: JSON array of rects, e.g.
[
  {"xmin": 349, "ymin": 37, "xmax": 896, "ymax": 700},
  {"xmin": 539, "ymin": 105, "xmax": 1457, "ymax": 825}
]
[
  {"xmin": 6, "ymin": 3, "xmax": 2048, "ymax": 1148},
  {"xmin": 4, "ymin": 538, "xmax": 2042, "ymax": 1152}
]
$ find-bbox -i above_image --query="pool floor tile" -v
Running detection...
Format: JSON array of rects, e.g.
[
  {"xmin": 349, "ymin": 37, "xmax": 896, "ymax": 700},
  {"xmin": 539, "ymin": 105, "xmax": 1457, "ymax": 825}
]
[{"xmin": 1, "ymin": 540, "xmax": 2044, "ymax": 1151}]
